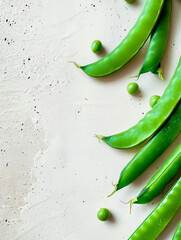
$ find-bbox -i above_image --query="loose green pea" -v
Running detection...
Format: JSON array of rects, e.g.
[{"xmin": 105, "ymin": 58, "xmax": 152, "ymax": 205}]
[
  {"xmin": 97, "ymin": 208, "xmax": 110, "ymax": 221},
  {"xmin": 91, "ymin": 40, "xmax": 103, "ymax": 54},
  {"xmin": 75, "ymin": 0, "xmax": 165, "ymax": 77},
  {"xmin": 127, "ymin": 82, "xmax": 139, "ymax": 95},
  {"xmin": 96, "ymin": 57, "xmax": 181, "ymax": 149},
  {"xmin": 149, "ymin": 95, "xmax": 160, "ymax": 108}
]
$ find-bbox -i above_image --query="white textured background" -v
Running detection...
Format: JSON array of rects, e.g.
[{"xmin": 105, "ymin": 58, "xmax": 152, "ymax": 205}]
[{"xmin": 1, "ymin": 0, "xmax": 181, "ymax": 239}]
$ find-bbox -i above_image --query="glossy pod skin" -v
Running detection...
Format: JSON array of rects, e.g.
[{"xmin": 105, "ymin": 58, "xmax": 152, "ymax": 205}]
[
  {"xmin": 74, "ymin": 0, "xmax": 165, "ymax": 77},
  {"xmin": 130, "ymin": 144, "xmax": 181, "ymax": 204},
  {"xmin": 97, "ymin": 57, "xmax": 181, "ymax": 149},
  {"xmin": 113, "ymin": 102, "xmax": 181, "ymax": 192},
  {"xmin": 128, "ymin": 176, "xmax": 181, "ymax": 240},
  {"xmin": 138, "ymin": 0, "xmax": 172, "ymax": 79},
  {"xmin": 173, "ymin": 221, "xmax": 181, "ymax": 240}
]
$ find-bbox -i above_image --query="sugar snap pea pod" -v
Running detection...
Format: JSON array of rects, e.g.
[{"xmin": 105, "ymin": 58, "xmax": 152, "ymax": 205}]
[
  {"xmin": 97, "ymin": 57, "xmax": 181, "ymax": 149},
  {"xmin": 128, "ymin": 176, "xmax": 181, "ymax": 240},
  {"xmin": 173, "ymin": 221, "xmax": 181, "ymax": 240},
  {"xmin": 137, "ymin": 0, "xmax": 172, "ymax": 80},
  {"xmin": 109, "ymin": 102, "xmax": 181, "ymax": 195},
  {"xmin": 130, "ymin": 144, "xmax": 181, "ymax": 205},
  {"xmin": 74, "ymin": 0, "xmax": 165, "ymax": 77}
]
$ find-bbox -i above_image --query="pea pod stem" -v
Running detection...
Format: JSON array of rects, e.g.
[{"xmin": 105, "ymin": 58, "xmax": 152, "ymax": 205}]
[
  {"xmin": 73, "ymin": 62, "xmax": 80, "ymax": 68},
  {"xmin": 128, "ymin": 176, "xmax": 181, "ymax": 240},
  {"xmin": 98, "ymin": 57, "xmax": 181, "ymax": 149},
  {"xmin": 110, "ymin": 102, "xmax": 181, "ymax": 194},
  {"xmin": 152, "ymin": 67, "xmax": 164, "ymax": 81},
  {"xmin": 130, "ymin": 144, "xmax": 181, "ymax": 205},
  {"xmin": 75, "ymin": 0, "xmax": 165, "ymax": 77}
]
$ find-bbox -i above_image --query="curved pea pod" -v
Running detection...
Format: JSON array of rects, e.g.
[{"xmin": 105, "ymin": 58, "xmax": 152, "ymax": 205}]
[
  {"xmin": 128, "ymin": 176, "xmax": 181, "ymax": 240},
  {"xmin": 138, "ymin": 0, "xmax": 172, "ymax": 80},
  {"xmin": 74, "ymin": 0, "xmax": 165, "ymax": 77},
  {"xmin": 130, "ymin": 144, "xmax": 181, "ymax": 205},
  {"xmin": 109, "ymin": 103, "xmax": 181, "ymax": 194},
  {"xmin": 97, "ymin": 57, "xmax": 181, "ymax": 149},
  {"xmin": 173, "ymin": 221, "xmax": 181, "ymax": 240}
]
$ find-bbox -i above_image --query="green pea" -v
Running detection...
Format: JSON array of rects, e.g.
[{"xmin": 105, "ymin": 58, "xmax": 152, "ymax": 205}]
[
  {"xmin": 97, "ymin": 208, "xmax": 110, "ymax": 221},
  {"xmin": 128, "ymin": 176, "xmax": 181, "ymax": 240},
  {"xmin": 127, "ymin": 82, "xmax": 139, "ymax": 95},
  {"xmin": 74, "ymin": 0, "xmax": 165, "ymax": 77},
  {"xmin": 108, "ymin": 103, "xmax": 181, "ymax": 195},
  {"xmin": 149, "ymin": 95, "xmax": 160, "ymax": 108},
  {"xmin": 91, "ymin": 40, "xmax": 103, "ymax": 54},
  {"xmin": 138, "ymin": 0, "xmax": 172, "ymax": 80},
  {"xmin": 96, "ymin": 57, "xmax": 181, "ymax": 149},
  {"xmin": 130, "ymin": 144, "xmax": 181, "ymax": 205}
]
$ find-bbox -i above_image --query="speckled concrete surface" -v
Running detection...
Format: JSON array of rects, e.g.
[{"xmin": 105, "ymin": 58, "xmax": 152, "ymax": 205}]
[{"xmin": 0, "ymin": 0, "xmax": 181, "ymax": 239}]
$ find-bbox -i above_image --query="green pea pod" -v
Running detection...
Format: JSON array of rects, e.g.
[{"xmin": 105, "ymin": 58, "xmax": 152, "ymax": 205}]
[
  {"xmin": 138, "ymin": 0, "xmax": 172, "ymax": 80},
  {"xmin": 130, "ymin": 144, "xmax": 181, "ymax": 205},
  {"xmin": 109, "ymin": 102, "xmax": 181, "ymax": 195},
  {"xmin": 173, "ymin": 221, "xmax": 181, "ymax": 240},
  {"xmin": 97, "ymin": 57, "xmax": 181, "ymax": 149},
  {"xmin": 74, "ymin": 0, "xmax": 165, "ymax": 77},
  {"xmin": 128, "ymin": 176, "xmax": 181, "ymax": 240}
]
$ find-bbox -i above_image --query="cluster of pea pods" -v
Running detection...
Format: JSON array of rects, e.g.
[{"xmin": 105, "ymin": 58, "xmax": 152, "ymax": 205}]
[{"xmin": 75, "ymin": 0, "xmax": 181, "ymax": 239}]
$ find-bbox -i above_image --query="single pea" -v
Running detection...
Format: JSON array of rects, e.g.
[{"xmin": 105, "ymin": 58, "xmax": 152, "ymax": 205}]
[
  {"xmin": 127, "ymin": 82, "xmax": 139, "ymax": 95},
  {"xmin": 91, "ymin": 40, "xmax": 103, "ymax": 54},
  {"xmin": 125, "ymin": 0, "xmax": 135, "ymax": 3},
  {"xmin": 150, "ymin": 95, "xmax": 160, "ymax": 108},
  {"xmin": 97, "ymin": 208, "xmax": 110, "ymax": 221}
]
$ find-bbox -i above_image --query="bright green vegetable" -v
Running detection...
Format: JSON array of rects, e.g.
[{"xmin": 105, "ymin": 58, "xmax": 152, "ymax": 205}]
[
  {"xmin": 149, "ymin": 95, "xmax": 160, "ymax": 108},
  {"xmin": 127, "ymin": 82, "xmax": 139, "ymax": 95},
  {"xmin": 97, "ymin": 208, "xmax": 110, "ymax": 221},
  {"xmin": 74, "ymin": 0, "xmax": 165, "ymax": 77},
  {"xmin": 173, "ymin": 221, "xmax": 181, "ymax": 240},
  {"xmin": 138, "ymin": 0, "xmax": 172, "ymax": 79},
  {"xmin": 128, "ymin": 176, "xmax": 181, "ymax": 240},
  {"xmin": 108, "ymin": 103, "xmax": 181, "ymax": 195},
  {"xmin": 125, "ymin": 0, "xmax": 135, "ymax": 3},
  {"xmin": 97, "ymin": 57, "xmax": 181, "ymax": 149},
  {"xmin": 91, "ymin": 40, "xmax": 103, "ymax": 54},
  {"xmin": 130, "ymin": 144, "xmax": 181, "ymax": 205}
]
